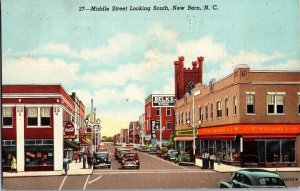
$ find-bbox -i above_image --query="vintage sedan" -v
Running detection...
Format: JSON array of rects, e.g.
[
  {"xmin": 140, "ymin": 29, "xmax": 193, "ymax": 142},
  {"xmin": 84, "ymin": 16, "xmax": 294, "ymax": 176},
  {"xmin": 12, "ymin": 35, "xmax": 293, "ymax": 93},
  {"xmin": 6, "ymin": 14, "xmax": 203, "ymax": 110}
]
[
  {"xmin": 220, "ymin": 169, "xmax": 286, "ymax": 188},
  {"xmin": 121, "ymin": 152, "xmax": 140, "ymax": 169},
  {"xmin": 117, "ymin": 148, "xmax": 131, "ymax": 162},
  {"xmin": 147, "ymin": 145, "xmax": 157, "ymax": 154},
  {"xmin": 174, "ymin": 152, "xmax": 194, "ymax": 165},
  {"xmin": 93, "ymin": 151, "xmax": 111, "ymax": 168},
  {"xmin": 164, "ymin": 149, "xmax": 179, "ymax": 161}
]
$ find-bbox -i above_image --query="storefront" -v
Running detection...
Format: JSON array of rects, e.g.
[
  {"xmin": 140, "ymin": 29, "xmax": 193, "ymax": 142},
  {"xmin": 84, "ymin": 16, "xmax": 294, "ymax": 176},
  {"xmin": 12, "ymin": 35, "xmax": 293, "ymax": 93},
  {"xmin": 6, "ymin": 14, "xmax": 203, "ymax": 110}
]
[
  {"xmin": 198, "ymin": 124, "xmax": 300, "ymax": 167},
  {"xmin": 2, "ymin": 140, "xmax": 17, "ymax": 171},
  {"xmin": 174, "ymin": 129, "xmax": 198, "ymax": 154}
]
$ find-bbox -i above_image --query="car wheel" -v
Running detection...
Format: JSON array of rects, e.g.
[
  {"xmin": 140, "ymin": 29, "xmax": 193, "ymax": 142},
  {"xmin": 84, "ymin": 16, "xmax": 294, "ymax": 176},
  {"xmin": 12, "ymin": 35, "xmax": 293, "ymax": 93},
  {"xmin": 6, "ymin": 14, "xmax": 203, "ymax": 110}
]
[
  {"xmin": 108, "ymin": 165, "xmax": 111, "ymax": 168},
  {"xmin": 137, "ymin": 166, "xmax": 140, "ymax": 169}
]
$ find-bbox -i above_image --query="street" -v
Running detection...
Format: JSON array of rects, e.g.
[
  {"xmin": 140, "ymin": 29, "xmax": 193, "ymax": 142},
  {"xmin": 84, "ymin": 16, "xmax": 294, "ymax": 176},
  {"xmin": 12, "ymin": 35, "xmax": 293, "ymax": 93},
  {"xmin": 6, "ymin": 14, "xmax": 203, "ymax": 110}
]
[{"xmin": 3, "ymin": 144, "xmax": 300, "ymax": 190}]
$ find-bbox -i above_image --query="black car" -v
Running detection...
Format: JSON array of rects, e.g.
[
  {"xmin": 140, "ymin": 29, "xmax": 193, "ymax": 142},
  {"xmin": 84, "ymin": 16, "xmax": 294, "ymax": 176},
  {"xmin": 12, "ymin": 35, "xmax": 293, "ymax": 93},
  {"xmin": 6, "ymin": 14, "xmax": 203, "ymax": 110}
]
[
  {"xmin": 164, "ymin": 149, "xmax": 179, "ymax": 161},
  {"xmin": 220, "ymin": 169, "xmax": 286, "ymax": 188},
  {"xmin": 93, "ymin": 152, "xmax": 111, "ymax": 168}
]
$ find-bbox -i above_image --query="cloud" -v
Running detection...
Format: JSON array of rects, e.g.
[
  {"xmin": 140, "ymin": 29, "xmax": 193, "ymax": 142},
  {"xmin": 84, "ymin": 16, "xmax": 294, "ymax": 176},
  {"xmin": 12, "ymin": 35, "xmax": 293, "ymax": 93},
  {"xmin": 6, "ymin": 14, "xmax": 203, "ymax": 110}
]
[{"xmin": 3, "ymin": 57, "xmax": 80, "ymax": 85}]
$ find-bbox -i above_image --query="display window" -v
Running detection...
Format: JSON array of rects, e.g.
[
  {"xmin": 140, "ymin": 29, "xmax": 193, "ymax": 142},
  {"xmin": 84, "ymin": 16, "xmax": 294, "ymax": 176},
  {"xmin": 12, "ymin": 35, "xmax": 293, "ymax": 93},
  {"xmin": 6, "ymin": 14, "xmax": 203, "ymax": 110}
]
[
  {"xmin": 25, "ymin": 139, "xmax": 54, "ymax": 167},
  {"xmin": 2, "ymin": 140, "xmax": 16, "ymax": 167}
]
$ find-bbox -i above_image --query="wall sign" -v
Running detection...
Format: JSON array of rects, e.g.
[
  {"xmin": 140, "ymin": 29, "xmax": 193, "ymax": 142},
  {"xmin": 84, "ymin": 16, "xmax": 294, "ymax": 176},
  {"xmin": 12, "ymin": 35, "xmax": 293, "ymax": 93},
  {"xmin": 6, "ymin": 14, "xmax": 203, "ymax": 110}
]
[{"xmin": 152, "ymin": 94, "xmax": 175, "ymax": 107}]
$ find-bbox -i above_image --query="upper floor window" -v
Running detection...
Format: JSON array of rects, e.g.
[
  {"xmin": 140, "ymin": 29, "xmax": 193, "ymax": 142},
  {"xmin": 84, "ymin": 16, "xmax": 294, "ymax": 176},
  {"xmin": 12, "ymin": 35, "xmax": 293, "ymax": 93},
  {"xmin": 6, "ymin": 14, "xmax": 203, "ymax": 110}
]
[
  {"xmin": 147, "ymin": 107, "xmax": 151, "ymax": 117},
  {"xmin": 166, "ymin": 121, "xmax": 172, "ymax": 130},
  {"xmin": 210, "ymin": 103, "xmax": 214, "ymax": 119},
  {"xmin": 233, "ymin": 96, "xmax": 237, "ymax": 116},
  {"xmin": 217, "ymin": 100, "xmax": 222, "ymax": 118},
  {"xmin": 166, "ymin": 107, "xmax": 171, "ymax": 116},
  {"xmin": 267, "ymin": 93, "xmax": 285, "ymax": 114},
  {"xmin": 225, "ymin": 98, "xmax": 229, "ymax": 117},
  {"xmin": 199, "ymin": 106, "xmax": 203, "ymax": 121},
  {"xmin": 3, "ymin": 107, "xmax": 13, "ymax": 126},
  {"xmin": 298, "ymin": 93, "xmax": 300, "ymax": 114},
  {"xmin": 156, "ymin": 108, "xmax": 160, "ymax": 116},
  {"xmin": 205, "ymin": 105, "xmax": 209, "ymax": 120},
  {"xmin": 181, "ymin": 112, "xmax": 183, "ymax": 125},
  {"xmin": 27, "ymin": 107, "xmax": 51, "ymax": 127},
  {"xmin": 246, "ymin": 93, "xmax": 255, "ymax": 114}
]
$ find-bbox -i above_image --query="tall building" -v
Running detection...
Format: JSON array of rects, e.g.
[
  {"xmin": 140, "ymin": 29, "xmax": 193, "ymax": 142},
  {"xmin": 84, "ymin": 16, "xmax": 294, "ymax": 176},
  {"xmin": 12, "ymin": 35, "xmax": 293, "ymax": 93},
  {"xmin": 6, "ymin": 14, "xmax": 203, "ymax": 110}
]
[{"xmin": 174, "ymin": 63, "xmax": 300, "ymax": 167}]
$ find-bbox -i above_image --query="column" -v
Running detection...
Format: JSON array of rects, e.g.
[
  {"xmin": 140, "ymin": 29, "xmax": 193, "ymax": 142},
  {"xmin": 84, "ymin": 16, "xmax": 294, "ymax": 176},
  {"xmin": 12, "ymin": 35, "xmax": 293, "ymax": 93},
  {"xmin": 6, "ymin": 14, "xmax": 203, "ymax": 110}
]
[
  {"xmin": 53, "ymin": 106, "xmax": 63, "ymax": 171},
  {"xmin": 16, "ymin": 106, "xmax": 25, "ymax": 172}
]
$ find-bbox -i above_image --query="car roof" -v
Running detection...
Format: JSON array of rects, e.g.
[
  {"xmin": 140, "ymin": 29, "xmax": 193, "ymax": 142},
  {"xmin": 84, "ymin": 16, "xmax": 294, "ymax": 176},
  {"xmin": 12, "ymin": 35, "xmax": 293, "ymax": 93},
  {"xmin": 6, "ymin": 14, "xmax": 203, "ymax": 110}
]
[
  {"xmin": 237, "ymin": 169, "xmax": 282, "ymax": 179},
  {"xmin": 95, "ymin": 151, "xmax": 108, "ymax": 154}
]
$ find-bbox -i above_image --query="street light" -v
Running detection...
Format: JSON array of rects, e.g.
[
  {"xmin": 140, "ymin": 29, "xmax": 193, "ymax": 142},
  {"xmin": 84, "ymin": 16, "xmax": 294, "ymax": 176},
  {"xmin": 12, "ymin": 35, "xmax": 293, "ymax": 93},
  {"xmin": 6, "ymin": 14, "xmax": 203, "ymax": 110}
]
[{"xmin": 193, "ymin": 90, "xmax": 201, "ymax": 157}]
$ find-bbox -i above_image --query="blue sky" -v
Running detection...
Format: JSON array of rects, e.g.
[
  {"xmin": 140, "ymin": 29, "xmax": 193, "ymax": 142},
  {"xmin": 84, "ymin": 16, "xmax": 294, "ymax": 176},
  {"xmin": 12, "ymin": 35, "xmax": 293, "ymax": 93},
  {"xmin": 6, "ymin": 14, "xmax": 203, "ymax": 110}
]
[{"xmin": 2, "ymin": 0, "xmax": 299, "ymax": 136}]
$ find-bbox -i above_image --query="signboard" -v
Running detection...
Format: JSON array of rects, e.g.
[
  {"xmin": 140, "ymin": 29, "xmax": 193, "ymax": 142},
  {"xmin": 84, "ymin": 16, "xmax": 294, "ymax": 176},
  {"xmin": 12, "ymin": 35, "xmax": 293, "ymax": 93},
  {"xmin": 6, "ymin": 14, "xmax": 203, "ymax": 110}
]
[
  {"xmin": 64, "ymin": 121, "xmax": 75, "ymax": 139},
  {"xmin": 175, "ymin": 129, "xmax": 195, "ymax": 137},
  {"xmin": 152, "ymin": 94, "xmax": 175, "ymax": 107}
]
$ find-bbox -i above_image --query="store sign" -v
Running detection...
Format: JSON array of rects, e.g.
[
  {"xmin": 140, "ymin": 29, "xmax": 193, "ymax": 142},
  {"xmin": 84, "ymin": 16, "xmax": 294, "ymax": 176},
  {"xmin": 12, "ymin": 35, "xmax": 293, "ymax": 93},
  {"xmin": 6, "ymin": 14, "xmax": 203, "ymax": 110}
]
[
  {"xmin": 152, "ymin": 95, "xmax": 175, "ymax": 107},
  {"xmin": 64, "ymin": 122, "xmax": 75, "ymax": 139},
  {"xmin": 151, "ymin": 120, "xmax": 160, "ymax": 139},
  {"xmin": 175, "ymin": 129, "xmax": 195, "ymax": 137}
]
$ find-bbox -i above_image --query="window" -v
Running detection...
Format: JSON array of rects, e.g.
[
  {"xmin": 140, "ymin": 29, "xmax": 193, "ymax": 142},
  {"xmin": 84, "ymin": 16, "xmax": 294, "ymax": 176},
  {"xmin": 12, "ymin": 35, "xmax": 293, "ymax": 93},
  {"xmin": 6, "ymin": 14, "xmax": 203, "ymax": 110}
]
[
  {"xmin": 199, "ymin": 106, "xmax": 203, "ymax": 121},
  {"xmin": 225, "ymin": 98, "xmax": 229, "ymax": 117},
  {"xmin": 246, "ymin": 93, "xmax": 255, "ymax": 114},
  {"xmin": 147, "ymin": 107, "xmax": 151, "ymax": 117},
  {"xmin": 233, "ymin": 96, "xmax": 237, "ymax": 116},
  {"xmin": 267, "ymin": 93, "xmax": 285, "ymax": 114},
  {"xmin": 205, "ymin": 105, "xmax": 209, "ymax": 120},
  {"xmin": 41, "ymin": 107, "xmax": 50, "ymax": 126},
  {"xmin": 181, "ymin": 112, "xmax": 183, "ymax": 125},
  {"xmin": 25, "ymin": 139, "xmax": 54, "ymax": 167},
  {"xmin": 210, "ymin": 103, "xmax": 214, "ymax": 119},
  {"xmin": 166, "ymin": 121, "xmax": 171, "ymax": 130},
  {"xmin": 166, "ymin": 107, "xmax": 171, "ymax": 116},
  {"xmin": 156, "ymin": 108, "xmax": 160, "ymax": 116},
  {"xmin": 217, "ymin": 100, "xmax": 222, "ymax": 118},
  {"xmin": 27, "ymin": 107, "xmax": 38, "ymax": 126},
  {"xmin": 298, "ymin": 93, "xmax": 300, "ymax": 114},
  {"xmin": 3, "ymin": 107, "xmax": 13, "ymax": 126}
]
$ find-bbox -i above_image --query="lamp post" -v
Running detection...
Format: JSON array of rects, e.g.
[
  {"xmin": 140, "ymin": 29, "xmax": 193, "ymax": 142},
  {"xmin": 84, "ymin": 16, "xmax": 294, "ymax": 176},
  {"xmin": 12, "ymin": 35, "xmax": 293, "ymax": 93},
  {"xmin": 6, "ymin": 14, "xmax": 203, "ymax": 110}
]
[{"xmin": 193, "ymin": 90, "xmax": 201, "ymax": 157}]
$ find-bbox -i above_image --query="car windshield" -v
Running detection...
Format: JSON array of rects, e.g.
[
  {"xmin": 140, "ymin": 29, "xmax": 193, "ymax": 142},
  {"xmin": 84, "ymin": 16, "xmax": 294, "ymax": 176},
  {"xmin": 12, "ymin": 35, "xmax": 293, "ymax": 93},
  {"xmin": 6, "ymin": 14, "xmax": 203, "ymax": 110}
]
[
  {"xmin": 96, "ymin": 153, "xmax": 108, "ymax": 158},
  {"xmin": 258, "ymin": 177, "xmax": 285, "ymax": 187}
]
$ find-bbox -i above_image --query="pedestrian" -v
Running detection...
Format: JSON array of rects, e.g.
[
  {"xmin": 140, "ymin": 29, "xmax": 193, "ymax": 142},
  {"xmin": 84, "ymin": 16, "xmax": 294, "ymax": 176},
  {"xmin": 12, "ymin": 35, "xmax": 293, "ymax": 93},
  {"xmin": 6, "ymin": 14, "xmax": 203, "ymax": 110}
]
[
  {"xmin": 74, "ymin": 151, "xmax": 79, "ymax": 163},
  {"xmin": 63, "ymin": 156, "xmax": 69, "ymax": 175},
  {"xmin": 204, "ymin": 151, "xmax": 210, "ymax": 169},
  {"xmin": 87, "ymin": 153, "xmax": 93, "ymax": 169},
  {"xmin": 201, "ymin": 152, "xmax": 205, "ymax": 169},
  {"xmin": 83, "ymin": 153, "xmax": 87, "ymax": 169},
  {"xmin": 10, "ymin": 155, "xmax": 17, "ymax": 173},
  {"xmin": 209, "ymin": 152, "xmax": 216, "ymax": 169},
  {"xmin": 78, "ymin": 150, "xmax": 82, "ymax": 163}
]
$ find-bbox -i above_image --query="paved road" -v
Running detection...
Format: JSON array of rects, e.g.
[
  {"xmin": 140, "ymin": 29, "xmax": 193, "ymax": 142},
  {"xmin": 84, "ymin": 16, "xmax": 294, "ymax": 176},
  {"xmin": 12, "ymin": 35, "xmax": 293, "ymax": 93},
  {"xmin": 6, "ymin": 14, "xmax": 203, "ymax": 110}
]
[{"xmin": 3, "ymin": 144, "xmax": 300, "ymax": 189}]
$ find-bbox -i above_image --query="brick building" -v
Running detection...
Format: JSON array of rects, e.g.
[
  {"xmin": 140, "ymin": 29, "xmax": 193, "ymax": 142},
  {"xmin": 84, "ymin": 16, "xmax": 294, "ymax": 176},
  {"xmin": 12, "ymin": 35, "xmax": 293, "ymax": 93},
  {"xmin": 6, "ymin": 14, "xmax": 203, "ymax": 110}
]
[{"xmin": 174, "ymin": 61, "xmax": 300, "ymax": 167}]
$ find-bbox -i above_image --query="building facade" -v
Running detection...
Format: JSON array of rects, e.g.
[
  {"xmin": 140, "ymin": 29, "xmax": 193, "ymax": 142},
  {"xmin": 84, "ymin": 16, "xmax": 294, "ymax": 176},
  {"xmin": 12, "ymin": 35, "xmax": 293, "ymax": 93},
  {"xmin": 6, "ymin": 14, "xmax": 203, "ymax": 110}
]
[
  {"xmin": 174, "ymin": 64, "xmax": 300, "ymax": 167},
  {"xmin": 2, "ymin": 84, "xmax": 77, "ymax": 172},
  {"xmin": 144, "ymin": 94, "xmax": 175, "ymax": 146}
]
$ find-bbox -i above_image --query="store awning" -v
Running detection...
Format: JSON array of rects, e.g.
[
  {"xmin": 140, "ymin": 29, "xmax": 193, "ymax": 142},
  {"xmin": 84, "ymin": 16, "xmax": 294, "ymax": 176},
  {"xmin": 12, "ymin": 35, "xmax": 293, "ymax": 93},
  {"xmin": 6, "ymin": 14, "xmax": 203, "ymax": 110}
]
[
  {"xmin": 64, "ymin": 140, "xmax": 80, "ymax": 151},
  {"xmin": 174, "ymin": 137, "xmax": 194, "ymax": 141}
]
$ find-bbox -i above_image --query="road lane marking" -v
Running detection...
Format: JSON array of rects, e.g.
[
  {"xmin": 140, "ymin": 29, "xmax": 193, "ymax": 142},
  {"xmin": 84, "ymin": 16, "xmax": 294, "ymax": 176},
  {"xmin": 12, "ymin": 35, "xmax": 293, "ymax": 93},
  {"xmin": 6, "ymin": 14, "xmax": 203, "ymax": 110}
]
[
  {"xmin": 83, "ymin": 175, "xmax": 90, "ymax": 190},
  {"xmin": 59, "ymin": 175, "xmax": 67, "ymax": 190},
  {"xmin": 93, "ymin": 169, "xmax": 213, "ymax": 175},
  {"xmin": 88, "ymin": 175, "xmax": 102, "ymax": 184}
]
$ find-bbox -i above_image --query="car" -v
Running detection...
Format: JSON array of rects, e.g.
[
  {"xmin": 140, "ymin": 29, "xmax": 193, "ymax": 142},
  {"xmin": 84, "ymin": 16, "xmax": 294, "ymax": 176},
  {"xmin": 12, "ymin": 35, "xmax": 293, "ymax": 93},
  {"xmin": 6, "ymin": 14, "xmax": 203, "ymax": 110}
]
[
  {"xmin": 121, "ymin": 152, "xmax": 140, "ymax": 169},
  {"xmin": 219, "ymin": 169, "xmax": 286, "ymax": 188},
  {"xmin": 140, "ymin": 145, "xmax": 149, "ymax": 152},
  {"xmin": 147, "ymin": 145, "xmax": 157, "ymax": 154},
  {"xmin": 164, "ymin": 149, "xmax": 179, "ymax": 161},
  {"xmin": 156, "ymin": 147, "xmax": 168, "ymax": 158},
  {"xmin": 117, "ymin": 148, "xmax": 131, "ymax": 162},
  {"xmin": 115, "ymin": 147, "xmax": 129, "ymax": 159},
  {"xmin": 174, "ymin": 152, "xmax": 194, "ymax": 165},
  {"xmin": 93, "ymin": 151, "xmax": 111, "ymax": 168},
  {"xmin": 133, "ymin": 144, "xmax": 141, "ymax": 151}
]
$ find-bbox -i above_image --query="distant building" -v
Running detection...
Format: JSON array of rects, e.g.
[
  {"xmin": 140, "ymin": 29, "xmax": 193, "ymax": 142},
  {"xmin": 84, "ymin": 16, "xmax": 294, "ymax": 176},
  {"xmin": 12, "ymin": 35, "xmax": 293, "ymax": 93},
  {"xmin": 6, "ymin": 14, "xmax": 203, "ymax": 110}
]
[{"xmin": 174, "ymin": 61, "xmax": 300, "ymax": 167}]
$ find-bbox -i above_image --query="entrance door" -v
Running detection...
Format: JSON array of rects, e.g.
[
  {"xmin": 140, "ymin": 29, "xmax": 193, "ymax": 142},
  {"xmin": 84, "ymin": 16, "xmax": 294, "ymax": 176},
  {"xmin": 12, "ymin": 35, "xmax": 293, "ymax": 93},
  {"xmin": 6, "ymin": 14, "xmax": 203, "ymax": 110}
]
[{"xmin": 243, "ymin": 141, "xmax": 258, "ymax": 166}]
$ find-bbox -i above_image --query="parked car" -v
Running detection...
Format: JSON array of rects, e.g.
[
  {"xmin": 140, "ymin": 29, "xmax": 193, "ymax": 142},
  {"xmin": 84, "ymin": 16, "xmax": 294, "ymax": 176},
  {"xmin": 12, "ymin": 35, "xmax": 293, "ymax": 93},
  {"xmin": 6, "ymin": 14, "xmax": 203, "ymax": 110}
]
[
  {"xmin": 156, "ymin": 147, "xmax": 168, "ymax": 158},
  {"xmin": 133, "ymin": 144, "xmax": 141, "ymax": 151},
  {"xmin": 117, "ymin": 148, "xmax": 131, "ymax": 162},
  {"xmin": 220, "ymin": 169, "xmax": 286, "ymax": 188},
  {"xmin": 164, "ymin": 149, "xmax": 179, "ymax": 161},
  {"xmin": 140, "ymin": 145, "xmax": 149, "ymax": 152},
  {"xmin": 174, "ymin": 152, "xmax": 194, "ymax": 165},
  {"xmin": 147, "ymin": 145, "xmax": 157, "ymax": 154},
  {"xmin": 121, "ymin": 152, "xmax": 140, "ymax": 169},
  {"xmin": 93, "ymin": 151, "xmax": 111, "ymax": 168}
]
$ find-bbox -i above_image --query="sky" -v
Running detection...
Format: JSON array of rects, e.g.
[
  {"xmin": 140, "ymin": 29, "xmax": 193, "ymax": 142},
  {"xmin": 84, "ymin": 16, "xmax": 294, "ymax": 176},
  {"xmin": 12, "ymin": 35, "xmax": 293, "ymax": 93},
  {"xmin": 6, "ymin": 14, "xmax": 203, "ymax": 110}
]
[{"xmin": 2, "ymin": 0, "xmax": 299, "ymax": 136}]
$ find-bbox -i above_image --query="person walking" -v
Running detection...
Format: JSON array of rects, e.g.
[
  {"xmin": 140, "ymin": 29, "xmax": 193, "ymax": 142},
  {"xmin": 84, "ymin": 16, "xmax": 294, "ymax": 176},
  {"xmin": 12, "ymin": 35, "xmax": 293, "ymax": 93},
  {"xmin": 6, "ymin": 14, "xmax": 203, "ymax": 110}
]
[
  {"xmin": 209, "ymin": 152, "xmax": 216, "ymax": 169},
  {"xmin": 63, "ymin": 156, "xmax": 69, "ymax": 175},
  {"xmin": 78, "ymin": 150, "xmax": 82, "ymax": 163},
  {"xmin": 74, "ymin": 151, "xmax": 79, "ymax": 163},
  {"xmin": 10, "ymin": 155, "xmax": 17, "ymax": 173},
  {"xmin": 87, "ymin": 153, "xmax": 93, "ymax": 169}
]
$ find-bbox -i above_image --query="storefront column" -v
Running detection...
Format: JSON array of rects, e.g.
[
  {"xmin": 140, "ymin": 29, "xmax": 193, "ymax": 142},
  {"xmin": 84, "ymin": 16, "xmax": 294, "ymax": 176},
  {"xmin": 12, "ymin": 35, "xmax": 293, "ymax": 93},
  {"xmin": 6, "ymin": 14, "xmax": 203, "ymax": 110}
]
[
  {"xmin": 16, "ymin": 106, "xmax": 25, "ymax": 172},
  {"xmin": 53, "ymin": 106, "xmax": 63, "ymax": 171}
]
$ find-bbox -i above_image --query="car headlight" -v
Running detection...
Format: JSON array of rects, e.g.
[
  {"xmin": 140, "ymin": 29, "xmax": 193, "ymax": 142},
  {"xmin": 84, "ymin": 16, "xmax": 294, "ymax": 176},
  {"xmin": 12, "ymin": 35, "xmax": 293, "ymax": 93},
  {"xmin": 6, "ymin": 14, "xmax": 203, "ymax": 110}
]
[{"xmin": 136, "ymin": 160, "xmax": 139, "ymax": 163}]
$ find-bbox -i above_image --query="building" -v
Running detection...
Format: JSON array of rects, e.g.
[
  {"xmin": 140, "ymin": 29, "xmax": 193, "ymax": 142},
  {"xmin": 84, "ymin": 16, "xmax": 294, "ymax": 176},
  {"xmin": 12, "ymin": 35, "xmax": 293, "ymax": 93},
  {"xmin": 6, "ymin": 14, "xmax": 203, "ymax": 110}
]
[
  {"xmin": 139, "ymin": 114, "xmax": 145, "ymax": 145},
  {"xmin": 128, "ymin": 121, "xmax": 141, "ymax": 144},
  {"xmin": 2, "ymin": 84, "xmax": 77, "ymax": 172},
  {"xmin": 144, "ymin": 94, "xmax": 175, "ymax": 146},
  {"xmin": 174, "ymin": 62, "xmax": 300, "ymax": 167}
]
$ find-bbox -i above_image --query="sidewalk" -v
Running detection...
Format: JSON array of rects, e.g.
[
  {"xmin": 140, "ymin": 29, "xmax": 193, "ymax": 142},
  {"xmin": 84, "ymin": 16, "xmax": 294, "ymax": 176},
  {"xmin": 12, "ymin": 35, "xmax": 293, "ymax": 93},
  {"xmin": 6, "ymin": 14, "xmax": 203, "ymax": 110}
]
[
  {"xmin": 195, "ymin": 158, "xmax": 300, "ymax": 172},
  {"xmin": 3, "ymin": 160, "xmax": 93, "ymax": 178}
]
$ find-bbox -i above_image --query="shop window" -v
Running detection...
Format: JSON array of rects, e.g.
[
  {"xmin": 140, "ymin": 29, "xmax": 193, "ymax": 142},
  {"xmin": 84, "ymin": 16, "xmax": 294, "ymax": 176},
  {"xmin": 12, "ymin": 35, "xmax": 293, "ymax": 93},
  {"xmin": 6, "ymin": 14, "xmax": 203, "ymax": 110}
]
[
  {"xmin": 166, "ymin": 107, "xmax": 171, "ymax": 116},
  {"xmin": 2, "ymin": 107, "xmax": 13, "ymax": 126},
  {"xmin": 233, "ymin": 96, "xmax": 237, "ymax": 116},
  {"xmin": 225, "ymin": 98, "xmax": 229, "ymax": 117},
  {"xmin": 246, "ymin": 93, "xmax": 255, "ymax": 114},
  {"xmin": 166, "ymin": 121, "xmax": 171, "ymax": 130},
  {"xmin": 25, "ymin": 139, "xmax": 54, "ymax": 167},
  {"xmin": 217, "ymin": 100, "xmax": 222, "ymax": 118},
  {"xmin": 210, "ymin": 103, "xmax": 214, "ymax": 119},
  {"xmin": 41, "ymin": 107, "xmax": 50, "ymax": 126},
  {"xmin": 266, "ymin": 140, "xmax": 280, "ymax": 162},
  {"xmin": 27, "ymin": 107, "xmax": 38, "ymax": 126},
  {"xmin": 258, "ymin": 141, "xmax": 266, "ymax": 163},
  {"xmin": 2, "ymin": 140, "xmax": 16, "ymax": 168},
  {"xmin": 281, "ymin": 140, "xmax": 295, "ymax": 162},
  {"xmin": 267, "ymin": 93, "xmax": 285, "ymax": 114}
]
